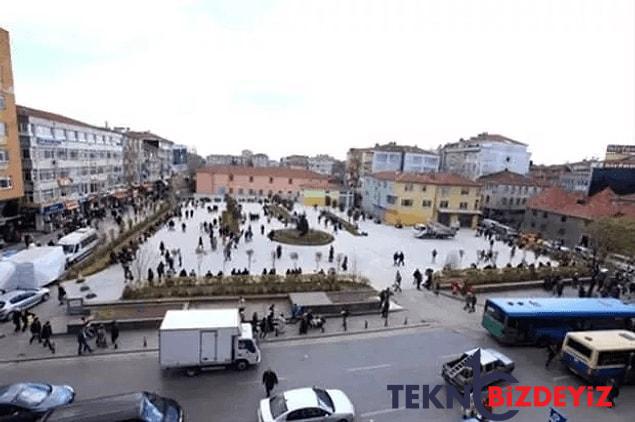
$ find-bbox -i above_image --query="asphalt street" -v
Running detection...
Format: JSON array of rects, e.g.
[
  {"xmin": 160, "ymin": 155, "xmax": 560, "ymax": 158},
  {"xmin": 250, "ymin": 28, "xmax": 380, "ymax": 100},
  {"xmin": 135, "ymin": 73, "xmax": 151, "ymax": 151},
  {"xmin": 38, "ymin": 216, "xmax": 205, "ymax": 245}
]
[{"xmin": 1, "ymin": 326, "xmax": 633, "ymax": 422}]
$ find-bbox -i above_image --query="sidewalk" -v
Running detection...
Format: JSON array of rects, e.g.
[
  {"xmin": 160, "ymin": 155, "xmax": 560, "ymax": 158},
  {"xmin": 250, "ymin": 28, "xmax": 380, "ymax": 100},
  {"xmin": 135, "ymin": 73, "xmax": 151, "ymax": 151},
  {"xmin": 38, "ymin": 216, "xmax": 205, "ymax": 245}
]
[{"xmin": 0, "ymin": 309, "xmax": 421, "ymax": 363}]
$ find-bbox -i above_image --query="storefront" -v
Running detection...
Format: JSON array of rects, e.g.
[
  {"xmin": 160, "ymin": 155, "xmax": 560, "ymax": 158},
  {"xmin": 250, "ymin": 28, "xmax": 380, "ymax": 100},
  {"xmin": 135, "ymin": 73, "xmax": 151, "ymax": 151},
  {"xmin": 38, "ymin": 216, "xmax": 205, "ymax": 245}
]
[{"xmin": 36, "ymin": 202, "xmax": 64, "ymax": 233}]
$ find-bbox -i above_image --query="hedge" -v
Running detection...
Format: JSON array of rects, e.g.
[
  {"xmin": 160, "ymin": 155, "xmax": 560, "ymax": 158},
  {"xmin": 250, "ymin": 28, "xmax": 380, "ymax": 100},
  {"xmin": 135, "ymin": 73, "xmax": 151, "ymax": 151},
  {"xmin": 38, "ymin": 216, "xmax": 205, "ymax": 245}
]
[
  {"xmin": 122, "ymin": 274, "xmax": 370, "ymax": 299},
  {"xmin": 322, "ymin": 210, "xmax": 362, "ymax": 236},
  {"xmin": 437, "ymin": 264, "xmax": 590, "ymax": 286}
]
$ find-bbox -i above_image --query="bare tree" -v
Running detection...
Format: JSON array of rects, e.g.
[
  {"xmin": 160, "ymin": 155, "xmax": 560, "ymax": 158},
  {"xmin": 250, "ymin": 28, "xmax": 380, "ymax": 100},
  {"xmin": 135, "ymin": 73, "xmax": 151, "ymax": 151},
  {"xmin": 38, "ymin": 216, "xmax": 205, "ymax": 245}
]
[
  {"xmin": 315, "ymin": 251, "xmax": 323, "ymax": 271},
  {"xmin": 246, "ymin": 249, "xmax": 254, "ymax": 271}
]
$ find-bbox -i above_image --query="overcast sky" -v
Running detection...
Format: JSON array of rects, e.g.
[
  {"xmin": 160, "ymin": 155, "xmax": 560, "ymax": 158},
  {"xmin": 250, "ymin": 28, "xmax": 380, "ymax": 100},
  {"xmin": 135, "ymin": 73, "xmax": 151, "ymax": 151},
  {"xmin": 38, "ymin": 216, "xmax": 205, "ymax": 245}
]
[{"xmin": 2, "ymin": 0, "xmax": 633, "ymax": 163}]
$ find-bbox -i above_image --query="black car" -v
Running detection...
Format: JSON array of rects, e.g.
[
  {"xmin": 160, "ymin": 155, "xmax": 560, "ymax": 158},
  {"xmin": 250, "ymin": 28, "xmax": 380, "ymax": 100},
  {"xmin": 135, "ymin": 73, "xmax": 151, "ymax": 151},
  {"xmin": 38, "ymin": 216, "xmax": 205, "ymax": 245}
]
[
  {"xmin": 39, "ymin": 392, "xmax": 183, "ymax": 422},
  {"xmin": 0, "ymin": 383, "xmax": 75, "ymax": 421}
]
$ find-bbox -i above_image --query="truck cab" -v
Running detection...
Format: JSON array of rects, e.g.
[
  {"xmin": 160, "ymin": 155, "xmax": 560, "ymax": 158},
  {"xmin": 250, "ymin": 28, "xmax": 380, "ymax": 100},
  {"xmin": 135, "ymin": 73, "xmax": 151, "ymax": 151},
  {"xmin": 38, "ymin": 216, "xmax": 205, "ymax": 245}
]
[{"xmin": 235, "ymin": 323, "xmax": 261, "ymax": 370}]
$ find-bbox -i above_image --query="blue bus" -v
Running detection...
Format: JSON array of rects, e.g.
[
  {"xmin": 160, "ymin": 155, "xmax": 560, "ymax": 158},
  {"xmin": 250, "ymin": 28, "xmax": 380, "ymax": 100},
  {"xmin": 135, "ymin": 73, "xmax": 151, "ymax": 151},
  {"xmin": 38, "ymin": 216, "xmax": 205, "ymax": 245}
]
[{"xmin": 482, "ymin": 298, "xmax": 635, "ymax": 346}]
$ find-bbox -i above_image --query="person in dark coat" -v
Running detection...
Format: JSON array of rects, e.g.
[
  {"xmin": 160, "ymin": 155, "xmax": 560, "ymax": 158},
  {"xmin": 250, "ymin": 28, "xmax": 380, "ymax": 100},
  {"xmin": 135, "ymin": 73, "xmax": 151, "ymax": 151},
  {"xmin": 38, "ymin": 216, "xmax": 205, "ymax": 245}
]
[
  {"xmin": 413, "ymin": 269, "xmax": 422, "ymax": 290},
  {"xmin": 262, "ymin": 368, "xmax": 279, "ymax": 397},
  {"xmin": 12, "ymin": 310, "xmax": 21, "ymax": 332},
  {"xmin": 77, "ymin": 328, "xmax": 92, "ymax": 355},
  {"xmin": 21, "ymin": 310, "xmax": 31, "ymax": 332},
  {"xmin": 41, "ymin": 321, "xmax": 55, "ymax": 353},
  {"xmin": 545, "ymin": 343, "xmax": 558, "ymax": 368},
  {"xmin": 110, "ymin": 320, "xmax": 120, "ymax": 349},
  {"xmin": 29, "ymin": 317, "xmax": 42, "ymax": 344},
  {"xmin": 57, "ymin": 284, "xmax": 67, "ymax": 306},
  {"xmin": 329, "ymin": 246, "xmax": 335, "ymax": 263},
  {"xmin": 147, "ymin": 268, "xmax": 154, "ymax": 284},
  {"xmin": 607, "ymin": 378, "xmax": 620, "ymax": 407},
  {"xmin": 157, "ymin": 261, "xmax": 165, "ymax": 281}
]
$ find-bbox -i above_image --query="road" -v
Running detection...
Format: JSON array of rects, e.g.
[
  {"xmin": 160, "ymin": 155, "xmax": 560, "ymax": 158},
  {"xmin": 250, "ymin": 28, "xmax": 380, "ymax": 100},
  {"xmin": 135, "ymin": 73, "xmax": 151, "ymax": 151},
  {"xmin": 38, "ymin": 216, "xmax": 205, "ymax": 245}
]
[{"xmin": 1, "ymin": 327, "xmax": 633, "ymax": 422}]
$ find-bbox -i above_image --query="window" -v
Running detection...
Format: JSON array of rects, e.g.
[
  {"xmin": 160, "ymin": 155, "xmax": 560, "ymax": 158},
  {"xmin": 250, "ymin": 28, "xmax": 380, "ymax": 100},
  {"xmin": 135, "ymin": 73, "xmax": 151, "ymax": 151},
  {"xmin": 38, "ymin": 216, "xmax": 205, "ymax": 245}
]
[
  {"xmin": 460, "ymin": 188, "xmax": 470, "ymax": 195},
  {"xmin": 597, "ymin": 350, "xmax": 635, "ymax": 367},
  {"xmin": 543, "ymin": 212, "xmax": 548, "ymax": 218},
  {"xmin": 439, "ymin": 200, "xmax": 449, "ymax": 208},
  {"xmin": 422, "ymin": 200, "xmax": 432, "ymax": 207},
  {"xmin": 557, "ymin": 228, "xmax": 566, "ymax": 235},
  {"xmin": 288, "ymin": 178, "xmax": 293, "ymax": 185},
  {"xmin": 228, "ymin": 188, "xmax": 233, "ymax": 194},
  {"xmin": 258, "ymin": 189, "xmax": 263, "ymax": 195},
  {"xmin": 238, "ymin": 188, "xmax": 244, "ymax": 195},
  {"xmin": 0, "ymin": 176, "xmax": 12, "ymax": 189},
  {"xmin": 516, "ymin": 198, "xmax": 521, "ymax": 206},
  {"xmin": 440, "ymin": 187, "xmax": 450, "ymax": 196},
  {"xmin": 386, "ymin": 195, "xmax": 397, "ymax": 205},
  {"xmin": 249, "ymin": 176, "xmax": 254, "ymax": 182},
  {"xmin": 421, "ymin": 185, "xmax": 427, "ymax": 192},
  {"xmin": 485, "ymin": 195, "xmax": 490, "ymax": 204},
  {"xmin": 474, "ymin": 200, "xmax": 479, "ymax": 209},
  {"xmin": 228, "ymin": 174, "xmax": 234, "ymax": 181},
  {"xmin": 401, "ymin": 199, "xmax": 413, "ymax": 207},
  {"xmin": 501, "ymin": 197, "xmax": 507, "ymax": 205},
  {"xmin": 531, "ymin": 222, "xmax": 535, "ymax": 228},
  {"xmin": 459, "ymin": 202, "xmax": 468, "ymax": 209},
  {"xmin": 0, "ymin": 121, "xmax": 6, "ymax": 136},
  {"xmin": 404, "ymin": 183, "xmax": 414, "ymax": 192},
  {"xmin": 0, "ymin": 94, "xmax": 5, "ymax": 110},
  {"xmin": 269, "ymin": 177, "xmax": 274, "ymax": 183},
  {"xmin": 522, "ymin": 198, "xmax": 527, "ymax": 205},
  {"xmin": 565, "ymin": 338, "xmax": 592, "ymax": 359},
  {"xmin": 0, "ymin": 148, "xmax": 8, "ymax": 162},
  {"xmin": 561, "ymin": 216, "xmax": 567, "ymax": 223}
]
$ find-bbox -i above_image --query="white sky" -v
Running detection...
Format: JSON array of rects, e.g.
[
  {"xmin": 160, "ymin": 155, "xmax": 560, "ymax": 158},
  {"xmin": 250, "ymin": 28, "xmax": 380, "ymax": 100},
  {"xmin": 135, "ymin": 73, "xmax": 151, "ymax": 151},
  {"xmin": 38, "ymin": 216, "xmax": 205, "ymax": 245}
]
[{"xmin": 2, "ymin": 0, "xmax": 634, "ymax": 163}]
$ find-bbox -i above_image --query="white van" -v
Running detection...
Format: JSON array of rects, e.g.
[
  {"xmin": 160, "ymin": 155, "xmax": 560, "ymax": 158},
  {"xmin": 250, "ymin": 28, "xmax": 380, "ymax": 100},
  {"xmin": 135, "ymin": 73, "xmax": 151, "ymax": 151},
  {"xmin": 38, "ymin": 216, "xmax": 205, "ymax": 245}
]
[{"xmin": 57, "ymin": 227, "xmax": 100, "ymax": 265}]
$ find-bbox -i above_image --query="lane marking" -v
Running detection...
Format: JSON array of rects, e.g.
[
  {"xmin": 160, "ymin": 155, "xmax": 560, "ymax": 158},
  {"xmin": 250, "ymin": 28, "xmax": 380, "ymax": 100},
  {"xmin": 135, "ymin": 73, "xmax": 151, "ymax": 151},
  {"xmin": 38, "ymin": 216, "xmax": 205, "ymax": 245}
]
[
  {"xmin": 361, "ymin": 406, "xmax": 405, "ymax": 417},
  {"xmin": 438, "ymin": 354, "xmax": 457, "ymax": 360},
  {"xmin": 552, "ymin": 375, "xmax": 572, "ymax": 382},
  {"xmin": 347, "ymin": 364, "xmax": 392, "ymax": 372}
]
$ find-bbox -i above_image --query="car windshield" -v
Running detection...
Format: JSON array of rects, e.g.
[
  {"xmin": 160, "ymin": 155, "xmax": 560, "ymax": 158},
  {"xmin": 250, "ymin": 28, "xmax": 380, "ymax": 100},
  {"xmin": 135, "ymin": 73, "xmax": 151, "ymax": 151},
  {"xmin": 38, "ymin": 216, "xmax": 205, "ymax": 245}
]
[
  {"xmin": 314, "ymin": 389, "xmax": 334, "ymax": 413},
  {"xmin": 14, "ymin": 384, "xmax": 51, "ymax": 407},
  {"xmin": 269, "ymin": 395, "xmax": 288, "ymax": 419},
  {"xmin": 142, "ymin": 395, "xmax": 166, "ymax": 422}
]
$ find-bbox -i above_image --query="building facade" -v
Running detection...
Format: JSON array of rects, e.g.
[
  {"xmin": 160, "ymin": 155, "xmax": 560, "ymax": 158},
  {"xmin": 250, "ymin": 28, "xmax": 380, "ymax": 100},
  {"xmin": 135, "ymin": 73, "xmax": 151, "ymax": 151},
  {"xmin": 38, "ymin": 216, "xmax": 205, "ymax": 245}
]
[
  {"xmin": 362, "ymin": 172, "xmax": 481, "ymax": 228},
  {"xmin": 171, "ymin": 144, "xmax": 188, "ymax": 174},
  {"xmin": 0, "ymin": 28, "xmax": 24, "ymax": 237},
  {"xmin": 196, "ymin": 165, "xmax": 329, "ymax": 199},
  {"xmin": 300, "ymin": 183, "xmax": 352, "ymax": 209},
  {"xmin": 521, "ymin": 187, "xmax": 635, "ymax": 247},
  {"xmin": 308, "ymin": 154, "xmax": 338, "ymax": 176},
  {"xmin": 124, "ymin": 131, "xmax": 173, "ymax": 181},
  {"xmin": 440, "ymin": 133, "xmax": 531, "ymax": 180},
  {"xmin": 280, "ymin": 154, "xmax": 309, "ymax": 170},
  {"xmin": 605, "ymin": 144, "xmax": 635, "ymax": 161},
  {"xmin": 370, "ymin": 142, "xmax": 439, "ymax": 174},
  {"xmin": 17, "ymin": 106, "xmax": 124, "ymax": 232},
  {"xmin": 477, "ymin": 170, "xmax": 546, "ymax": 228},
  {"xmin": 205, "ymin": 151, "xmax": 270, "ymax": 167}
]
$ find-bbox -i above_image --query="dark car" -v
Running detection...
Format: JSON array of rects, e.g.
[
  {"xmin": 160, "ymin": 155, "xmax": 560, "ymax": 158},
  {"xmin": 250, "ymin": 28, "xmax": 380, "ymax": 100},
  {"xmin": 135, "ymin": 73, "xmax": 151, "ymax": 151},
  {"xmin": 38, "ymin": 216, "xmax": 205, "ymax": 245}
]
[
  {"xmin": 39, "ymin": 392, "xmax": 183, "ymax": 422},
  {"xmin": 0, "ymin": 383, "xmax": 74, "ymax": 421}
]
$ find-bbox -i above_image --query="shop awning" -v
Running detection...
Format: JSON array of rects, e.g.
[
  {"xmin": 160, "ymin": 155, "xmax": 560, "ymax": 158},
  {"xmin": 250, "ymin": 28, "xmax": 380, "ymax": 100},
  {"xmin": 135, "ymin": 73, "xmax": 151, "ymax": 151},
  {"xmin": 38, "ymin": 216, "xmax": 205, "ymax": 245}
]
[
  {"xmin": 64, "ymin": 200, "xmax": 79, "ymax": 211},
  {"xmin": 112, "ymin": 189, "xmax": 128, "ymax": 200}
]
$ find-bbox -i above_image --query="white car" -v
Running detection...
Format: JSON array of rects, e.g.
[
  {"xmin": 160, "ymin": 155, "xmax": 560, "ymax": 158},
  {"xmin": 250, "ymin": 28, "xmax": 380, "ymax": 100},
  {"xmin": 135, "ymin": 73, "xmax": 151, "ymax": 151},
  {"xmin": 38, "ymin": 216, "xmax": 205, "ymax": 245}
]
[
  {"xmin": 258, "ymin": 387, "xmax": 355, "ymax": 422},
  {"xmin": 0, "ymin": 288, "xmax": 50, "ymax": 321}
]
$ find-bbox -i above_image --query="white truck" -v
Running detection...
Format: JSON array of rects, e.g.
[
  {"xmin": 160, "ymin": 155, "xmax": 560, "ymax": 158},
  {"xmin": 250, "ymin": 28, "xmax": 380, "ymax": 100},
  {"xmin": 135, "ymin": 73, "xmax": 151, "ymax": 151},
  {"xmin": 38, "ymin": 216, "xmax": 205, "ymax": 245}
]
[{"xmin": 159, "ymin": 309, "xmax": 261, "ymax": 376}]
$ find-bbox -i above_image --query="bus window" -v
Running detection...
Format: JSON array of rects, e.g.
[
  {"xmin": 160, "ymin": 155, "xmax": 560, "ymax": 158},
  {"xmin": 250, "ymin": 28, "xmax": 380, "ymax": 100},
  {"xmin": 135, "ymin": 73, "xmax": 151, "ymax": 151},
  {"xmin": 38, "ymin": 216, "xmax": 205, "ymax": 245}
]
[
  {"xmin": 484, "ymin": 305, "xmax": 504, "ymax": 323},
  {"xmin": 565, "ymin": 338, "xmax": 592, "ymax": 359},
  {"xmin": 597, "ymin": 350, "xmax": 635, "ymax": 367}
]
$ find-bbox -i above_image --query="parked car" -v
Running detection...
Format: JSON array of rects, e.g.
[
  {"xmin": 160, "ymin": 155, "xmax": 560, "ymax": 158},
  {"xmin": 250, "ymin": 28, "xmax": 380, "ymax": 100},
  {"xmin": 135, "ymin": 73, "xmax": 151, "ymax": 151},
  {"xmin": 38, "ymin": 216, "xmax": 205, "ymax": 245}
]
[
  {"xmin": 0, "ymin": 383, "xmax": 74, "ymax": 420},
  {"xmin": 441, "ymin": 348, "xmax": 515, "ymax": 393},
  {"xmin": 39, "ymin": 392, "xmax": 183, "ymax": 422},
  {"xmin": 0, "ymin": 288, "xmax": 50, "ymax": 322},
  {"xmin": 258, "ymin": 387, "xmax": 355, "ymax": 422}
]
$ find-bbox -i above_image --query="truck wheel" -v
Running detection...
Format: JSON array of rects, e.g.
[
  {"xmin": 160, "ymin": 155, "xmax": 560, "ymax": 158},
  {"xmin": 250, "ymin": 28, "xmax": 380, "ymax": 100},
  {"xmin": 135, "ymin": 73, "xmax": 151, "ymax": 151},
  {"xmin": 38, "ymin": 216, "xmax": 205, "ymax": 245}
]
[
  {"xmin": 235, "ymin": 360, "xmax": 248, "ymax": 371},
  {"xmin": 185, "ymin": 367, "xmax": 200, "ymax": 377}
]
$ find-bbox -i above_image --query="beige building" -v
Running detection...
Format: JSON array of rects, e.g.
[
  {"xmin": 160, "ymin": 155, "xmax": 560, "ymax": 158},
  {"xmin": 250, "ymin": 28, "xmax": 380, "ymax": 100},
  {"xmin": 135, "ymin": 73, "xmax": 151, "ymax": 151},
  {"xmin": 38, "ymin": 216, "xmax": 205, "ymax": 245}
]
[{"xmin": 0, "ymin": 28, "xmax": 24, "ymax": 236}]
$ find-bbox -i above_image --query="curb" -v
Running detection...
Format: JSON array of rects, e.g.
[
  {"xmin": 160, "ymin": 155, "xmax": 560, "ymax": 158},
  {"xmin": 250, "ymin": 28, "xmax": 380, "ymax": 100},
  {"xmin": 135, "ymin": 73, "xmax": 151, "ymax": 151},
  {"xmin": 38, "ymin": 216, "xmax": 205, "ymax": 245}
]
[{"xmin": 0, "ymin": 322, "xmax": 432, "ymax": 365}]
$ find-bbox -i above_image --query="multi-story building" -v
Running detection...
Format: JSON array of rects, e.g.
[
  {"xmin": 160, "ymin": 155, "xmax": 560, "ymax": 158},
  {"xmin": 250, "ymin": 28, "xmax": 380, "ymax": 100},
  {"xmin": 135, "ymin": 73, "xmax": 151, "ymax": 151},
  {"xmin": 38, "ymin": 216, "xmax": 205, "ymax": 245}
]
[
  {"xmin": 477, "ymin": 170, "xmax": 546, "ymax": 228},
  {"xmin": 120, "ymin": 130, "xmax": 160, "ymax": 185},
  {"xmin": 605, "ymin": 144, "xmax": 635, "ymax": 161},
  {"xmin": 196, "ymin": 165, "xmax": 329, "ymax": 200},
  {"xmin": 17, "ymin": 105, "xmax": 124, "ymax": 232},
  {"xmin": 205, "ymin": 151, "xmax": 270, "ymax": 167},
  {"xmin": 0, "ymin": 28, "xmax": 24, "ymax": 238},
  {"xmin": 371, "ymin": 142, "xmax": 439, "ymax": 174},
  {"xmin": 280, "ymin": 154, "xmax": 309, "ymax": 170},
  {"xmin": 440, "ymin": 132, "xmax": 531, "ymax": 179},
  {"xmin": 125, "ymin": 131, "xmax": 174, "ymax": 181},
  {"xmin": 362, "ymin": 172, "xmax": 481, "ymax": 228},
  {"xmin": 557, "ymin": 160, "xmax": 600, "ymax": 194},
  {"xmin": 308, "ymin": 154, "xmax": 338, "ymax": 176},
  {"xmin": 521, "ymin": 187, "xmax": 635, "ymax": 248},
  {"xmin": 345, "ymin": 147, "xmax": 374, "ymax": 188},
  {"xmin": 171, "ymin": 144, "xmax": 188, "ymax": 174}
]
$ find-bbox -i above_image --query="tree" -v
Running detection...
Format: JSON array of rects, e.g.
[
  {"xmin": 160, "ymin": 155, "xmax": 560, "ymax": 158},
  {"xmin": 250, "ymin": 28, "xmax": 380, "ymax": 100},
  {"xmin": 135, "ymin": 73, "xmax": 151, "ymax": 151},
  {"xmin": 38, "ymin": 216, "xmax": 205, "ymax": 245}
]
[
  {"xmin": 587, "ymin": 217, "xmax": 635, "ymax": 262},
  {"xmin": 296, "ymin": 214, "xmax": 309, "ymax": 236},
  {"xmin": 246, "ymin": 249, "xmax": 254, "ymax": 271}
]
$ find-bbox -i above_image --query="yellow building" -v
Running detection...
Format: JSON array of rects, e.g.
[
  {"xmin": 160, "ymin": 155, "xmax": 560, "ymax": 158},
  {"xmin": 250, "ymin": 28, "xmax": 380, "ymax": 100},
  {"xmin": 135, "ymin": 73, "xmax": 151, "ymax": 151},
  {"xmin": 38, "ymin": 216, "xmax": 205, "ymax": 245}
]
[
  {"xmin": 362, "ymin": 172, "xmax": 482, "ymax": 228},
  {"xmin": 300, "ymin": 183, "xmax": 352, "ymax": 208}
]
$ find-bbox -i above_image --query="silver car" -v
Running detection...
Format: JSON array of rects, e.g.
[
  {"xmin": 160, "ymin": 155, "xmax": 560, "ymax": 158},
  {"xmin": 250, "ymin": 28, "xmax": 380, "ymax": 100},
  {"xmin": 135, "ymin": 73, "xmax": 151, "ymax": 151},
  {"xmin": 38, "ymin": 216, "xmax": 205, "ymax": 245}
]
[
  {"xmin": 0, "ymin": 287, "xmax": 50, "ymax": 321},
  {"xmin": 258, "ymin": 387, "xmax": 355, "ymax": 422}
]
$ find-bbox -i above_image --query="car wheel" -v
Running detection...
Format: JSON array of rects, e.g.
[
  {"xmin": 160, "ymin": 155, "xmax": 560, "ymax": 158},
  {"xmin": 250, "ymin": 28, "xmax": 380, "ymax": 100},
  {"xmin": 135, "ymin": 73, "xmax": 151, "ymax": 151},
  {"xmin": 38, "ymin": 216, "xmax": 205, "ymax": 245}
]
[{"xmin": 42, "ymin": 293, "xmax": 50, "ymax": 301}]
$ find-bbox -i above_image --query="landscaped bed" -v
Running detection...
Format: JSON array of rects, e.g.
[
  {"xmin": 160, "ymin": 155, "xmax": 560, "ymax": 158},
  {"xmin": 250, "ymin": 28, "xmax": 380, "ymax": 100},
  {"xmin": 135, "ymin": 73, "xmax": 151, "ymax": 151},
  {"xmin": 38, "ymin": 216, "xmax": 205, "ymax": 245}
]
[
  {"xmin": 270, "ymin": 228, "xmax": 334, "ymax": 246},
  {"xmin": 122, "ymin": 274, "xmax": 370, "ymax": 299},
  {"xmin": 437, "ymin": 264, "xmax": 590, "ymax": 287}
]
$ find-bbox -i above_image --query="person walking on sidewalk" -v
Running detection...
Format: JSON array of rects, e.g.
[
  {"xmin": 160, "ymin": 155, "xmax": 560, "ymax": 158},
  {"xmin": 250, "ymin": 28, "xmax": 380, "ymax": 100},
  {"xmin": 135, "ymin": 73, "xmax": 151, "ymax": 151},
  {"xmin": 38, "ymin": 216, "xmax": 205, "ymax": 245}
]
[
  {"xmin": 413, "ymin": 268, "xmax": 422, "ymax": 290},
  {"xmin": 393, "ymin": 271, "xmax": 402, "ymax": 292},
  {"xmin": 262, "ymin": 368, "xmax": 279, "ymax": 398},
  {"xmin": 20, "ymin": 310, "xmax": 31, "ymax": 332},
  {"xmin": 77, "ymin": 327, "xmax": 93, "ymax": 355},
  {"xmin": 110, "ymin": 320, "xmax": 120, "ymax": 349},
  {"xmin": 57, "ymin": 283, "xmax": 67, "ymax": 306},
  {"xmin": 29, "ymin": 317, "xmax": 42, "ymax": 344},
  {"xmin": 12, "ymin": 310, "xmax": 21, "ymax": 332},
  {"xmin": 431, "ymin": 249, "xmax": 438, "ymax": 264},
  {"xmin": 41, "ymin": 321, "xmax": 55, "ymax": 354},
  {"xmin": 341, "ymin": 309, "xmax": 349, "ymax": 331}
]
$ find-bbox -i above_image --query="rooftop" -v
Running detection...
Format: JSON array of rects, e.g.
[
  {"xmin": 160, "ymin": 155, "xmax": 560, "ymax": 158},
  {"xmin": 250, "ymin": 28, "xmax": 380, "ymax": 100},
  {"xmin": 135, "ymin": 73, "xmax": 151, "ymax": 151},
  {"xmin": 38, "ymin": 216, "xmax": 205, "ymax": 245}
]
[
  {"xmin": 198, "ymin": 165, "xmax": 329, "ymax": 179},
  {"xmin": 16, "ymin": 105, "xmax": 117, "ymax": 133},
  {"xmin": 125, "ymin": 130, "xmax": 172, "ymax": 143},
  {"xmin": 370, "ymin": 171, "xmax": 480, "ymax": 187},
  {"xmin": 446, "ymin": 132, "xmax": 527, "ymax": 148},
  {"xmin": 477, "ymin": 170, "xmax": 547, "ymax": 187},
  {"xmin": 526, "ymin": 186, "xmax": 635, "ymax": 220},
  {"xmin": 373, "ymin": 142, "xmax": 438, "ymax": 155},
  {"xmin": 160, "ymin": 309, "xmax": 240, "ymax": 330}
]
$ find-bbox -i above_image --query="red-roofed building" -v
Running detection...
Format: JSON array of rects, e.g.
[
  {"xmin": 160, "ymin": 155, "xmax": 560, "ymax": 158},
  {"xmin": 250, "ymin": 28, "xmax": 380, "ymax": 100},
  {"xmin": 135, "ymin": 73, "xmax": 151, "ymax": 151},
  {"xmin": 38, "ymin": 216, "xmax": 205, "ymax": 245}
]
[
  {"xmin": 477, "ymin": 170, "xmax": 548, "ymax": 227},
  {"xmin": 521, "ymin": 187, "xmax": 635, "ymax": 247},
  {"xmin": 196, "ymin": 165, "xmax": 330, "ymax": 200},
  {"xmin": 362, "ymin": 172, "xmax": 481, "ymax": 227}
]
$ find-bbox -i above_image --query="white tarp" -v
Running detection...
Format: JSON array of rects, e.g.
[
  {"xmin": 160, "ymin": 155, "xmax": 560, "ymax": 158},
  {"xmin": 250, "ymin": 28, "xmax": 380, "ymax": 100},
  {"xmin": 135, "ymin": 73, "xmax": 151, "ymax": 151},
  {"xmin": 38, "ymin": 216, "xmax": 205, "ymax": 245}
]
[
  {"xmin": 7, "ymin": 246, "xmax": 66, "ymax": 289},
  {"xmin": 0, "ymin": 261, "xmax": 17, "ymax": 291}
]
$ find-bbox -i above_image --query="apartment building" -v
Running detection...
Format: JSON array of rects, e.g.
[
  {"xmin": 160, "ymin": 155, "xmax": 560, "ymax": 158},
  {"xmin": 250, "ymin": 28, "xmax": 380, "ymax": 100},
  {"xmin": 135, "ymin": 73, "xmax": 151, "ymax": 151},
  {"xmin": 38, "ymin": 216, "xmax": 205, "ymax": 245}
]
[
  {"xmin": 371, "ymin": 142, "xmax": 439, "ymax": 174},
  {"xmin": 205, "ymin": 150, "xmax": 270, "ymax": 167},
  {"xmin": 605, "ymin": 144, "xmax": 635, "ymax": 162},
  {"xmin": 280, "ymin": 154, "xmax": 309, "ymax": 170},
  {"xmin": 0, "ymin": 28, "xmax": 24, "ymax": 238},
  {"xmin": 125, "ymin": 131, "xmax": 174, "ymax": 181},
  {"xmin": 121, "ymin": 131, "xmax": 161, "ymax": 185},
  {"xmin": 196, "ymin": 165, "xmax": 329, "ymax": 199},
  {"xmin": 308, "ymin": 154, "xmax": 338, "ymax": 176},
  {"xmin": 362, "ymin": 172, "xmax": 481, "ymax": 228},
  {"xmin": 17, "ymin": 106, "xmax": 124, "ymax": 232},
  {"xmin": 440, "ymin": 132, "xmax": 531, "ymax": 179},
  {"xmin": 477, "ymin": 170, "xmax": 546, "ymax": 228}
]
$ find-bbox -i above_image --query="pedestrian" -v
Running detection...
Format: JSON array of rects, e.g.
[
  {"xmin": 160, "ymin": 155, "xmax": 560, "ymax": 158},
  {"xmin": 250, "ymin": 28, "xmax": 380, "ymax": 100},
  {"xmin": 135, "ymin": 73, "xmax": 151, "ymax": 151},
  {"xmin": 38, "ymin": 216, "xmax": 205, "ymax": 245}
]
[
  {"xmin": 464, "ymin": 292, "xmax": 473, "ymax": 312},
  {"xmin": 556, "ymin": 279, "xmax": 565, "ymax": 298},
  {"xmin": 607, "ymin": 378, "xmax": 620, "ymax": 407},
  {"xmin": 413, "ymin": 268, "xmax": 422, "ymax": 290},
  {"xmin": 57, "ymin": 283, "xmax": 67, "ymax": 306},
  {"xmin": 341, "ymin": 256, "xmax": 348, "ymax": 272},
  {"xmin": 77, "ymin": 327, "xmax": 93, "ymax": 355},
  {"xmin": 259, "ymin": 317, "xmax": 268, "ymax": 339},
  {"xmin": 41, "ymin": 321, "xmax": 55, "ymax": 354},
  {"xmin": 393, "ymin": 270, "xmax": 402, "ymax": 292},
  {"xmin": 399, "ymin": 251, "xmax": 405, "ymax": 266},
  {"xmin": 571, "ymin": 272, "xmax": 579, "ymax": 289},
  {"xmin": 12, "ymin": 309, "xmax": 21, "ymax": 332},
  {"xmin": 470, "ymin": 293, "xmax": 477, "ymax": 313},
  {"xmin": 21, "ymin": 310, "xmax": 30, "ymax": 332},
  {"xmin": 341, "ymin": 309, "xmax": 349, "ymax": 331},
  {"xmin": 29, "ymin": 316, "xmax": 42, "ymax": 344},
  {"xmin": 431, "ymin": 249, "xmax": 437, "ymax": 264},
  {"xmin": 381, "ymin": 298, "xmax": 390, "ymax": 319},
  {"xmin": 262, "ymin": 368, "xmax": 279, "ymax": 398},
  {"xmin": 110, "ymin": 320, "xmax": 120, "ymax": 349},
  {"xmin": 393, "ymin": 251, "xmax": 398, "ymax": 266},
  {"xmin": 329, "ymin": 245, "xmax": 334, "ymax": 263},
  {"xmin": 545, "ymin": 343, "xmax": 557, "ymax": 368}
]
